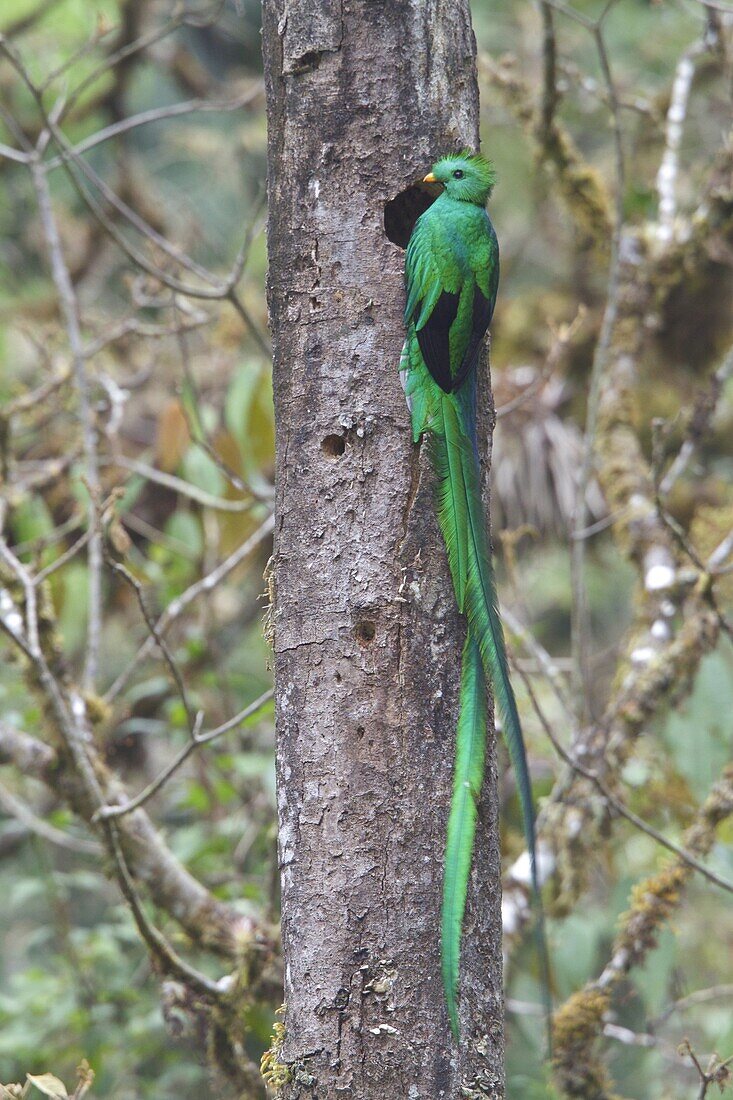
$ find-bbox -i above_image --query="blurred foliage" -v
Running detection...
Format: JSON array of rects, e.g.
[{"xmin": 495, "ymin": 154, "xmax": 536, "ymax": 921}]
[
  {"xmin": 0, "ymin": 1, "xmax": 731, "ymax": 1098},
  {"xmin": 1, "ymin": 1, "xmax": 274, "ymax": 1095}
]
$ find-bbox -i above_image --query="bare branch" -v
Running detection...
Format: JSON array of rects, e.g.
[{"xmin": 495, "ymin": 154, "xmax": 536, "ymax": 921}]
[
  {"xmin": 660, "ymin": 343, "xmax": 733, "ymax": 496},
  {"xmin": 0, "ymin": 779, "xmax": 101, "ymax": 855},
  {"xmin": 45, "ymin": 86, "xmax": 264, "ymax": 170},
  {"xmin": 50, "ymin": 9, "xmax": 196, "ymax": 121},
  {"xmin": 109, "ymin": 559, "xmax": 200, "ymax": 732},
  {"xmin": 651, "ymin": 984, "xmax": 733, "ymax": 1029},
  {"xmin": 0, "ymin": 140, "xmax": 29, "ymax": 164},
  {"xmin": 655, "ymin": 41, "xmax": 706, "ymax": 245},
  {"xmin": 708, "ymin": 528, "xmax": 733, "ymax": 573},
  {"xmin": 30, "ymin": 156, "xmax": 103, "ymax": 690},
  {"xmin": 100, "ymin": 806, "xmax": 223, "ymax": 997},
  {"xmin": 107, "ymin": 453, "xmax": 271, "ymax": 511},
  {"xmin": 104, "ymin": 512, "xmax": 275, "ymax": 703},
  {"xmin": 570, "ymin": 14, "xmax": 626, "ymax": 717},
  {"xmin": 0, "ymin": 536, "xmax": 41, "ymax": 656},
  {"xmin": 0, "ymin": 722, "xmax": 56, "ymax": 778},
  {"xmin": 520, "ymin": 667, "xmax": 733, "ymax": 895},
  {"xmin": 503, "ymin": 605, "xmax": 576, "ymax": 719},
  {"xmin": 95, "ymin": 689, "xmax": 273, "ymax": 821},
  {"xmin": 34, "ymin": 529, "xmax": 93, "ymax": 583},
  {"xmin": 82, "ymin": 309, "xmax": 210, "ymax": 358},
  {"xmin": 4, "ymin": 362, "xmax": 71, "ymax": 416}
]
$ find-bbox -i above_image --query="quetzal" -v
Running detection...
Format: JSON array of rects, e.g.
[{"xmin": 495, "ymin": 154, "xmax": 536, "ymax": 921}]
[{"xmin": 400, "ymin": 151, "xmax": 548, "ymax": 1039}]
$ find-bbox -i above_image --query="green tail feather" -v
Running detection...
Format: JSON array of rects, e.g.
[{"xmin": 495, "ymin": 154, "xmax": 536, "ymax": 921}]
[
  {"xmin": 441, "ymin": 633, "xmax": 486, "ymax": 1038},
  {"xmin": 428, "ymin": 386, "xmax": 551, "ymax": 1041},
  {"xmin": 434, "ymin": 400, "xmax": 471, "ymax": 613}
]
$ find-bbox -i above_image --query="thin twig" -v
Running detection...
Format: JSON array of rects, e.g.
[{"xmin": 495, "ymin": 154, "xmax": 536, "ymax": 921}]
[
  {"xmin": 679, "ymin": 1040, "xmax": 733, "ymax": 1099},
  {"xmin": 108, "ymin": 453, "xmax": 270, "ymax": 510},
  {"xmin": 570, "ymin": 12, "xmax": 626, "ymax": 718},
  {"xmin": 35, "ymin": 529, "xmax": 93, "ymax": 583},
  {"xmin": 30, "ymin": 156, "xmax": 103, "ymax": 690},
  {"xmin": 660, "ymin": 343, "xmax": 733, "ymax": 496},
  {"xmin": 655, "ymin": 40, "xmax": 706, "ymax": 245},
  {"xmin": 503, "ymin": 606, "xmax": 576, "ymax": 719},
  {"xmin": 0, "ymin": 95, "xmax": 34, "ymax": 152},
  {"xmin": 82, "ymin": 310, "xmax": 210, "ymax": 358},
  {"xmin": 0, "ymin": 537, "xmax": 41, "ymax": 656},
  {"xmin": 51, "ymin": 11, "xmax": 191, "ymax": 120},
  {"xmin": 570, "ymin": 507, "xmax": 629, "ymax": 541},
  {"xmin": 0, "ymin": 140, "xmax": 29, "ymax": 164},
  {"xmin": 108, "ymin": 560, "xmax": 199, "ymax": 733},
  {"xmin": 496, "ymin": 307, "xmax": 585, "ymax": 419},
  {"xmin": 45, "ymin": 86, "xmax": 263, "ymax": 170},
  {"xmin": 9, "ymin": 513, "xmax": 83, "ymax": 559},
  {"xmin": 4, "ymin": 363, "xmax": 71, "ymax": 416},
  {"xmin": 95, "ymin": 689, "xmax": 273, "ymax": 821},
  {"xmin": 101, "ymin": 807, "xmax": 223, "ymax": 997},
  {"xmin": 541, "ymin": 0, "xmax": 594, "ymax": 30},
  {"xmin": 6, "ymin": 607, "xmax": 223, "ymax": 996},
  {"xmin": 651, "ymin": 984, "xmax": 733, "ymax": 1029},
  {"xmin": 121, "ymin": 512, "xmax": 200, "ymax": 561},
  {"xmin": 708, "ymin": 529, "xmax": 733, "ymax": 573},
  {"xmin": 518, "ymin": 665, "xmax": 733, "ymax": 894},
  {"xmin": 35, "ymin": 17, "xmax": 114, "ymax": 93},
  {"xmin": 0, "ymin": 780, "xmax": 101, "ymax": 855},
  {"xmin": 103, "ymin": 512, "xmax": 275, "ymax": 702}
]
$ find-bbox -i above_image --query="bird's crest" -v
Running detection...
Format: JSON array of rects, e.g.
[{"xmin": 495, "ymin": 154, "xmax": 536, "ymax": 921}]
[{"xmin": 440, "ymin": 150, "xmax": 496, "ymax": 189}]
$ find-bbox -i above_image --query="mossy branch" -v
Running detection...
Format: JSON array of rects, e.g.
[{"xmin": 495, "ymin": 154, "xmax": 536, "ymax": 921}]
[
  {"xmin": 480, "ymin": 51, "xmax": 612, "ymax": 248},
  {"xmin": 552, "ymin": 769, "xmax": 733, "ymax": 1098}
]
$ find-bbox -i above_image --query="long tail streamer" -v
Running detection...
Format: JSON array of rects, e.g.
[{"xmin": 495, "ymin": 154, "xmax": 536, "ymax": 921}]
[{"xmin": 407, "ymin": 340, "xmax": 551, "ymax": 1040}]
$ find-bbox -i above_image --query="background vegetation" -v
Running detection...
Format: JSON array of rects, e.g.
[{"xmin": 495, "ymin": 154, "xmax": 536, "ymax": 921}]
[{"xmin": 0, "ymin": 1, "xmax": 732, "ymax": 1097}]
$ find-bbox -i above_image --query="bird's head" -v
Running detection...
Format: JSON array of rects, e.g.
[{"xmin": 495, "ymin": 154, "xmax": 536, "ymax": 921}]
[{"xmin": 423, "ymin": 151, "xmax": 496, "ymax": 205}]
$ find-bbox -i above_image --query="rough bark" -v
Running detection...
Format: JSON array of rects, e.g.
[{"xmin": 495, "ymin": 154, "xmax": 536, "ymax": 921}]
[{"xmin": 263, "ymin": 3, "xmax": 505, "ymax": 1096}]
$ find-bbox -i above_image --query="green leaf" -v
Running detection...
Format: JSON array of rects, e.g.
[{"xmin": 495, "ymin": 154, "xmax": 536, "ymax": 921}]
[
  {"xmin": 164, "ymin": 512, "xmax": 203, "ymax": 560},
  {"xmin": 57, "ymin": 563, "xmax": 89, "ymax": 655},
  {"xmin": 224, "ymin": 361, "xmax": 260, "ymax": 454},
  {"xmin": 180, "ymin": 446, "xmax": 225, "ymax": 497},
  {"xmin": 225, "ymin": 361, "xmax": 275, "ymax": 478},
  {"xmin": 10, "ymin": 496, "xmax": 54, "ymax": 549}
]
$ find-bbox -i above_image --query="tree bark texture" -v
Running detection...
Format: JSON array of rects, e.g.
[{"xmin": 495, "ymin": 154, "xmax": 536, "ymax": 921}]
[{"xmin": 263, "ymin": 3, "xmax": 505, "ymax": 1096}]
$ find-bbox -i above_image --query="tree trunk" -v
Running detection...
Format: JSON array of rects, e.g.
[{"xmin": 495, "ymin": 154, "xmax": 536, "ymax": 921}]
[{"xmin": 263, "ymin": 3, "xmax": 505, "ymax": 1096}]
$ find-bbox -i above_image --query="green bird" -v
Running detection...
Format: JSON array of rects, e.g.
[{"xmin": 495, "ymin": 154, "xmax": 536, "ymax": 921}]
[{"xmin": 400, "ymin": 150, "xmax": 548, "ymax": 1039}]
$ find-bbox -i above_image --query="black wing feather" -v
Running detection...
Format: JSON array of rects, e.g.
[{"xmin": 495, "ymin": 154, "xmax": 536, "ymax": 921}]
[
  {"xmin": 415, "ymin": 290, "xmax": 459, "ymax": 394},
  {"xmin": 449, "ymin": 285, "xmax": 493, "ymax": 393}
]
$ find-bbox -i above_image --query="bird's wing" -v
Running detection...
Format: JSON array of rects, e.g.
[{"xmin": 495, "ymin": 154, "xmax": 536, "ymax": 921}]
[
  {"xmin": 405, "ymin": 212, "xmax": 498, "ymax": 394},
  {"xmin": 450, "ymin": 217, "xmax": 499, "ymax": 393}
]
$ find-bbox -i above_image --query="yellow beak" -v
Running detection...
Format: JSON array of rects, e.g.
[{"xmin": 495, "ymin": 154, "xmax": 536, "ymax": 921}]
[{"xmin": 423, "ymin": 172, "xmax": 437, "ymax": 183}]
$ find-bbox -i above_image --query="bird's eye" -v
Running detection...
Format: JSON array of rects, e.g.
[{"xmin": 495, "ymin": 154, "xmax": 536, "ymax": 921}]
[{"xmin": 453, "ymin": 169, "xmax": 464, "ymax": 179}]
